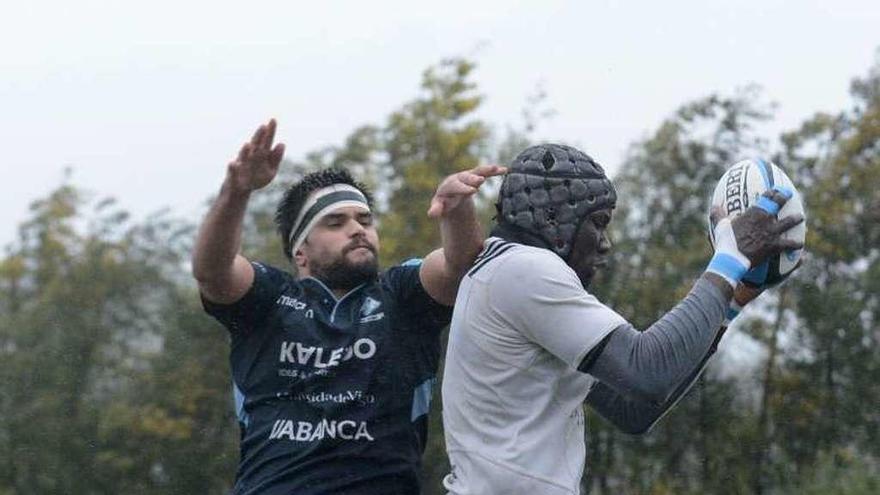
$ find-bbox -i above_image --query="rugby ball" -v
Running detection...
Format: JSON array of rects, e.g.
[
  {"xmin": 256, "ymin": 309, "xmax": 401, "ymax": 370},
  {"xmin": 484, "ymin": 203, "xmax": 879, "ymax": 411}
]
[{"xmin": 708, "ymin": 158, "xmax": 806, "ymax": 286}]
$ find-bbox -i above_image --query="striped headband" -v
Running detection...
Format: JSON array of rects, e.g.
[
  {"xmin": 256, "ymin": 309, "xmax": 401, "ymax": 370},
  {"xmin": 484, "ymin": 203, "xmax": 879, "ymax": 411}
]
[{"xmin": 288, "ymin": 184, "xmax": 370, "ymax": 257}]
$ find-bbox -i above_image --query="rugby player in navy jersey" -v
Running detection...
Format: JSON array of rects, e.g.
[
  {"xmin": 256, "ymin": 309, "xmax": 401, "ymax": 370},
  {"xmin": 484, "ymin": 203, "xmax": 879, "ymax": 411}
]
[{"xmin": 191, "ymin": 119, "xmax": 504, "ymax": 495}]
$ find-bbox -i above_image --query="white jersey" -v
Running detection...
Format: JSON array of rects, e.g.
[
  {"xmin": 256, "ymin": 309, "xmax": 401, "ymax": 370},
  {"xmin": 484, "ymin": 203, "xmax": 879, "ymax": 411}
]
[{"xmin": 442, "ymin": 238, "xmax": 627, "ymax": 495}]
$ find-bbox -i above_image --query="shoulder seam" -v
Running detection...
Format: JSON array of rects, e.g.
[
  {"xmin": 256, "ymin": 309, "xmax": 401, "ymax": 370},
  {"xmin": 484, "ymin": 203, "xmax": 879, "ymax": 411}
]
[{"xmin": 472, "ymin": 238, "xmax": 509, "ymax": 263}]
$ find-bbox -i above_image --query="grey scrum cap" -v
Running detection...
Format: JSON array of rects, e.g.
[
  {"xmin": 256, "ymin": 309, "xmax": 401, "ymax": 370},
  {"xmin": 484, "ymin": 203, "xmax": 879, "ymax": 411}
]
[{"xmin": 497, "ymin": 143, "xmax": 617, "ymax": 259}]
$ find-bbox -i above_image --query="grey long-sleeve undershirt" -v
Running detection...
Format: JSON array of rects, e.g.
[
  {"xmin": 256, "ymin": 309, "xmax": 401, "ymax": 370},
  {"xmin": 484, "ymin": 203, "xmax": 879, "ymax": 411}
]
[{"xmin": 579, "ymin": 276, "xmax": 729, "ymax": 434}]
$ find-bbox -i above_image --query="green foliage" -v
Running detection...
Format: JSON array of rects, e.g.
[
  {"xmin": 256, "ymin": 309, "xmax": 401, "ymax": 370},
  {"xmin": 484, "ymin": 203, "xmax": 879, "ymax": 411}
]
[
  {"xmin": 772, "ymin": 451, "xmax": 880, "ymax": 495},
  {"xmin": 378, "ymin": 58, "xmax": 490, "ymax": 264},
  {"xmin": 773, "ymin": 50, "xmax": 880, "ymax": 493},
  {"xmin": 0, "ymin": 181, "xmax": 230, "ymax": 493}
]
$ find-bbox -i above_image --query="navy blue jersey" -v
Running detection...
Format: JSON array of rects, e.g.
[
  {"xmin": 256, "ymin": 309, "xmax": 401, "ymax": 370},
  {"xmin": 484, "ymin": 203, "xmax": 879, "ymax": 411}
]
[{"xmin": 203, "ymin": 260, "xmax": 451, "ymax": 495}]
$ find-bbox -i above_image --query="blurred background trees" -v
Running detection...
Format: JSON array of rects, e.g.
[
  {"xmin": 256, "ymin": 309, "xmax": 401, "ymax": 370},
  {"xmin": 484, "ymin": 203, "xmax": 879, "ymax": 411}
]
[{"xmin": 0, "ymin": 52, "xmax": 877, "ymax": 494}]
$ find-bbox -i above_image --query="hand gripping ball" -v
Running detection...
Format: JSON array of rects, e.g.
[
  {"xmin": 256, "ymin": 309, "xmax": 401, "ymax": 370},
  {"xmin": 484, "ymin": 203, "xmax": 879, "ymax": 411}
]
[{"xmin": 708, "ymin": 158, "xmax": 807, "ymax": 286}]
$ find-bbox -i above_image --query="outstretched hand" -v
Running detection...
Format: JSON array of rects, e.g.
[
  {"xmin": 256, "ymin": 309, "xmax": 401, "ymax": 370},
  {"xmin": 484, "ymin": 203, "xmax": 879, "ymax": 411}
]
[
  {"xmin": 227, "ymin": 119, "xmax": 286, "ymax": 193},
  {"xmin": 427, "ymin": 164, "xmax": 508, "ymax": 218}
]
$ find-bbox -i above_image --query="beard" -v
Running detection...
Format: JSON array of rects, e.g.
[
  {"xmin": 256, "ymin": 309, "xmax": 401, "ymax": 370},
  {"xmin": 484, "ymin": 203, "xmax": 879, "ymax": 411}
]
[{"xmin": 310, "ymin": 243, "xmax": 379, "ymax": 292}]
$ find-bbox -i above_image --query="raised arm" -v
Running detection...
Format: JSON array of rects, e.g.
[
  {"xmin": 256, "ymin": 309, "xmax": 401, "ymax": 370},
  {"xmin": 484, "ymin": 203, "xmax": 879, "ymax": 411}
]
[
  {"xmin": 192, "ymin": 119, "xmax": 285, "ymax": 304},
  {"xmin": 579, "ymin": 187, "xmax": 802, "ymax": 407},
  {"xmin": 586, "ymin": 281, "xmax": 765, "ymax": 434},
  {"xmin": 419, "ymin": 164, "xmax": 507, "ymax": 306}
]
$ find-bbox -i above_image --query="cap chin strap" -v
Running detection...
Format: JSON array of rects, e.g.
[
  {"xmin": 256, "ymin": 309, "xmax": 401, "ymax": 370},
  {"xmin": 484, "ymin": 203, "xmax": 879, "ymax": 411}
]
[
  {"xmin": 490, "ymin": 214, "xmax": 593, "ymax": 263},
  {"xmin": 288, "ymin": 184, "xmax": 370, "ymax": 258},
  {"xmin": 490, "ymin": 221, "xmax": 553, "ymax": 251}
]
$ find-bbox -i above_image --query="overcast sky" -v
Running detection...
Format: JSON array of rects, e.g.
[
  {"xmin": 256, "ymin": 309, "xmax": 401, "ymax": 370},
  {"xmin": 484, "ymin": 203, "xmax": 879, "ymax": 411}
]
[{"xmin": 2, "ymin": 0, "xmax": 878, "ymax": 248}]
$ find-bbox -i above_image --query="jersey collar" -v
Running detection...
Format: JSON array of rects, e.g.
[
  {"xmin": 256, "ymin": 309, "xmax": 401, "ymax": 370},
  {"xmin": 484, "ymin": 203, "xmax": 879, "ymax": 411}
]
[{"xmin": 300, "ymin": 277, "xmax": 371, "ymax": 323}]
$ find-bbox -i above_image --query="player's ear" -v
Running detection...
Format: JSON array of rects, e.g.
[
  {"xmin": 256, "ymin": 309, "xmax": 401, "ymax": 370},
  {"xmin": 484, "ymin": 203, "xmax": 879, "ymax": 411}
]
[{"xmin": 294, "ymin": 244, "xmax": 308, "ymax": 269}]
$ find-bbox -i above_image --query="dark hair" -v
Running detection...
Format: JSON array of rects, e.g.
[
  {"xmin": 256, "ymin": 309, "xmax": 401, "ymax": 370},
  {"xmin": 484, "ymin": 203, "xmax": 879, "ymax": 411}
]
[{"xmin": 275, "ymin": 168, "xmax": 374, "ymax": 260}]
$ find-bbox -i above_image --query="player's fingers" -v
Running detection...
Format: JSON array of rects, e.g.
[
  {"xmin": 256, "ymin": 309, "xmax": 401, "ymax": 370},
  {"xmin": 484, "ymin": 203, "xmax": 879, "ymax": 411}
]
[
  {"xmin": 457, "ymin": 172, "xmax": 486, "ymax": 188},
  {"xmin": 250, "ymin": 124, "xmax": 265, "ymax": 146},
  {"xmin": 755, "ymin": 186, "xmax": 793, "ymax": 215},
  {"xmin": 427, "ymin": 199, "xmax": 444, "ymax": 218},
  {"xmin": 237, "ymin": 142, "xmax": 252, "ymax": 162},
  {"xmin": 443, "ymin": 181, "xmax": 479, "ymax": 196},
  {"xmin": 470, "ymin": 164, "xmax": 508, "ymax": 177},
  {"xmin": 772, "ymin": 214, "xmax": 805, "ymax": 234},
  {"xmin": 766, "ymin": 187, "xmax": 792, "ymax": 207},
  {"xmin": 262, "ymin": 119, "xmax": 277, "ymax": 149},
  {"xmin": 269, "ymin": 143, "xmax": 286, "ymax": 167},
  {"xmin": 776, "ymin": 238, "xmax": 805, "ymax": 251}
]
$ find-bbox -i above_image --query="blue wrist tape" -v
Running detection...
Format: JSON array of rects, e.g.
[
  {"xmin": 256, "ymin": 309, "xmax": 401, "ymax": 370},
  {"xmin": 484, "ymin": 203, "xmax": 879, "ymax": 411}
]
[{"xmin": 707, "ymin": 253, "xmax": 748, "ymax": 284}]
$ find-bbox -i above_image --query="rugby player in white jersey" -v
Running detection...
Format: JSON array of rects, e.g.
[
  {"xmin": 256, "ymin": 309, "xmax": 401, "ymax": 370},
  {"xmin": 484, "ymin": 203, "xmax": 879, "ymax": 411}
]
[{"xmin": 441, "ymin": 144, "xmax": 803, "ymax": 495}]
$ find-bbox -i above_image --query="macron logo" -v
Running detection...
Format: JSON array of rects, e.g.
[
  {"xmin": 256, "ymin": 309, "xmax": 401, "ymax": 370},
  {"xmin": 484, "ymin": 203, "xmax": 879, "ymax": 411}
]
[{"xmin": 277, "ymin": 295, "xmax": 307, "ymax": 310}]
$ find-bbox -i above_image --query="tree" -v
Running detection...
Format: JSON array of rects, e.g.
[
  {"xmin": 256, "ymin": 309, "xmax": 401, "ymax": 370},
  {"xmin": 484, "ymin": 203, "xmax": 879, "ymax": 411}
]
[
  {"xmin": 0, "ymin": 180, "xmax": 202, "ymax": 493},
  {"xmin": 772, "ymin": 49, "xmax": 880, "ymax": 490}
]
